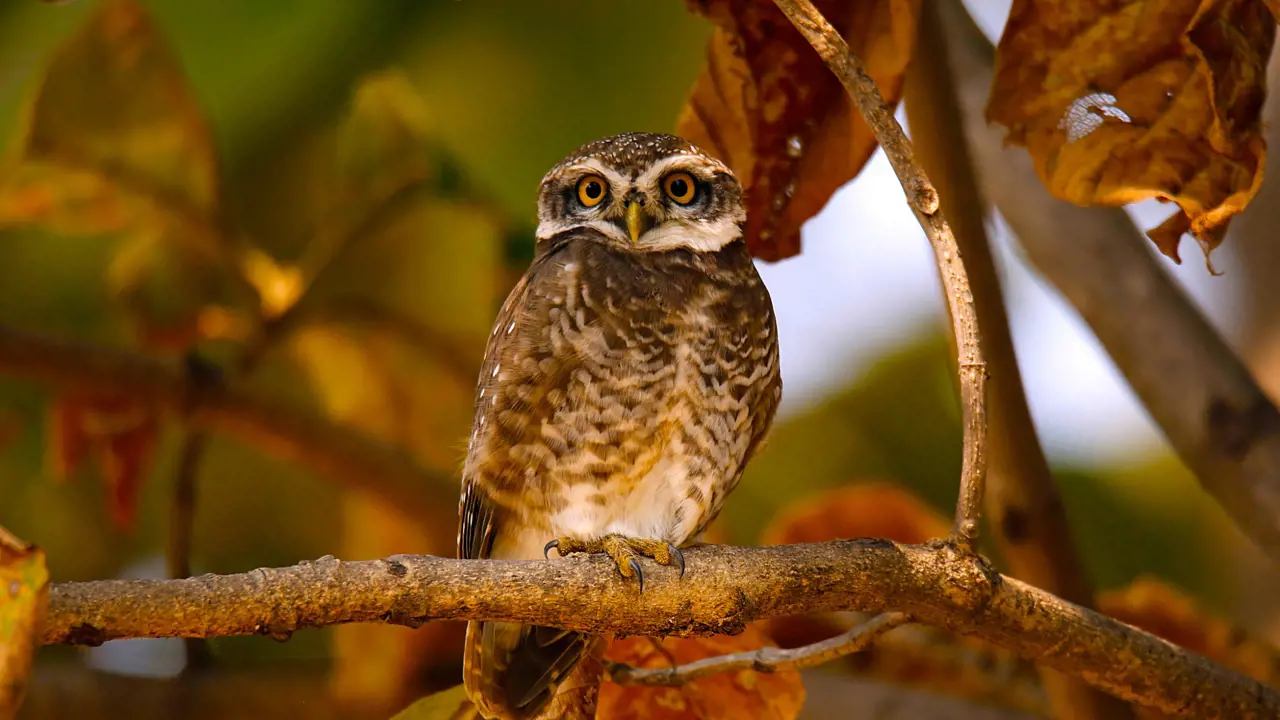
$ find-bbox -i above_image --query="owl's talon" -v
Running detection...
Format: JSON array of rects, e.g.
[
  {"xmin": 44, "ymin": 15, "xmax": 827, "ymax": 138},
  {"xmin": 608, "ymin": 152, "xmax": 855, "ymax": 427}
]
[
  {"xmin": 670, "ymin": 545, "xmax": 686, "ymax": 578},
  {"xmin": 543, "ymin": 539, "xmax": 559, "ymax": 559},
  {"xmin": 629, "ymin": 558, "xmax": 645, "ymax": 594}
]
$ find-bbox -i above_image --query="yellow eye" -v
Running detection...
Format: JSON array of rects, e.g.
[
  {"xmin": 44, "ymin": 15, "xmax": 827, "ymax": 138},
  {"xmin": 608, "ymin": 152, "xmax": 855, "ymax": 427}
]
[
  {"xmin": 576, "ymin": 175, "xmax": 608, "ymax": 207},
  {"xmin": 663, "ymin": 172, "xmax": 698, "ymax": 205}
]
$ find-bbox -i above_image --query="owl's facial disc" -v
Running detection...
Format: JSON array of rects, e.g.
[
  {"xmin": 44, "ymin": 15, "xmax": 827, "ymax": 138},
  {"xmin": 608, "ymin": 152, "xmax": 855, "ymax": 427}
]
[{"xmin": 536, "ymin": 133, "xmax": 746, "ymax": 252}]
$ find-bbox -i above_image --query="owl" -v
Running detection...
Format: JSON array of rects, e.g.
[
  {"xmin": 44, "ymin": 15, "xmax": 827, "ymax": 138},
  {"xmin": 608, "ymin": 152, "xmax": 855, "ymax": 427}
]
[{"xmin": 458, "ymin": 132, "xmax": 781, "ymax": 719}]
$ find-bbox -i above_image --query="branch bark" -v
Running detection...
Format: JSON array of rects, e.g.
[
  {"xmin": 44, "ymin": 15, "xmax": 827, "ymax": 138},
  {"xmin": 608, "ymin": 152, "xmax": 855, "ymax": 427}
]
[
  {"xmin": 939, "ymin": 0, "xmax": 1280, "ymax": 562},
  {"xmin": 0, "ymin": 324, "xmax": 455, "ymax": 519},
  {"xmin": 41, "ymin": 542, "xmax": 1279, "ymax": 718},
  {"xmin": 904, "ymin": 4, "xmax": 1131, "ymax": 719},
  {"xmin": 771, "ymin": 0, "xmax": 988, "ymax": 550},
  {"xmin": 607, "ymin": 612, "xmax": 910, "ymax": 686}
]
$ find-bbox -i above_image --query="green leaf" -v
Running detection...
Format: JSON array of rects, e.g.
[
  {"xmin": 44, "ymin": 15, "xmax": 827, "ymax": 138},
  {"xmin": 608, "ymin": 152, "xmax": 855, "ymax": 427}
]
[
  {"xmin": 300, "ymin": 70, "xmax": 436, "ymax": 288},
  {"xmin": 0, "ymin": 527, "xmax": 48, "ymax": 718},
  {"xmin": 333, "ymin": 71, "xmax": 433, "ymax": 227},
  {"xmin": 390, "ymin": 685, "xmax": 475, "ymax": 720},
  {"xmin": 106, "ymin": 225, "xmax": 245, "ymax": 350},
  {"xmin": 20, "ymin": 0, "xmax": 219, "ymax": 217}
]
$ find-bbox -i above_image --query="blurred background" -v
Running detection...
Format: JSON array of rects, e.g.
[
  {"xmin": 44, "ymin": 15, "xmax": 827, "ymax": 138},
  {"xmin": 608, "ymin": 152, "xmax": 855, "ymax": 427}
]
[{"xmin": 1, "ymin": 0, "xmax": 1278, "ymax": 718}]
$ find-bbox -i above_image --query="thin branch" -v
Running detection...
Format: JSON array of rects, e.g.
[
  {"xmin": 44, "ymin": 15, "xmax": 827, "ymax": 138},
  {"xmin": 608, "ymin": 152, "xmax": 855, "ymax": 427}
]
[
  {"xmin": 0, "ymin": 324, "xmax": 455, "ymax": 520},
  {"xmin": 904, "ymin": 4, "xmax": 1131, "ymax": 719},
  {"xmin": 771, "ymin": 0, "xmax": 988, "ymax": 549},
  {"xmin": 940, "ymin": 0, "xmax": 1280, "ymax": 562},
  {"xmin": 607, "ymin": 612, "xmax": 910, "ymax": 686},
  {"xmin": 40, "ymin": 542, "xmax": 1279, "ymax": 718}
]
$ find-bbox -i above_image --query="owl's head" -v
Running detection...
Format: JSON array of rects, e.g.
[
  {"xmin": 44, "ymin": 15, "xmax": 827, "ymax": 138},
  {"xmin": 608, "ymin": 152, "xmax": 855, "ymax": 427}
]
[{"xmin": 535, "ymin": 132, "xmax": 745, "ymax": 252}]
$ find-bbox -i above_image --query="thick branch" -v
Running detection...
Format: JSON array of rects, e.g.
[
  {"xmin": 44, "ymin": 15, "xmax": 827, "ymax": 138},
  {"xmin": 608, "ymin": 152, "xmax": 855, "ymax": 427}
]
[
  {"xmin": 904, "ymin": 4, "xmax": 1130, "ymax": 719},
  {"xmin": 771, "ymin": 0, "xmax": 988, "ymax": 548},
  {"xmin": 0, "ymin": 324, "xmax": 454, "ymax": 518},
  {"xmin": 940, "ymin": 0, "xmax": 1280, "ymax": 561},
  {"xmin": 41, "ymin": 542, "xmax": 1277, "ymax": 718}
]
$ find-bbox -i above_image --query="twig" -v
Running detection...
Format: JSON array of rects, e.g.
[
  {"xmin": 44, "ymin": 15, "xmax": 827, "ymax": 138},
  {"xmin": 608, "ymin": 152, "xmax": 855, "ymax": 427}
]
[
  {"xmin": 905, "ymin": 4, "xmax": 1131, "ymax": 719},
  {"xmin": 39, "ymin": 542, "xmax": 1279, "ymax": 718},
  {"xmin": 166, "ymin": 433, "xmax": 205, "ymax": 582},
  {"xmin": 607, "ymin": 612, "xmax": 909, "ymax": 686},
  {"xmin": 771, "ymin": 0, "xmax": 988, "ymax": 549},
  {"xmin": 0, "ymin": 324, "xmax": 454, "ymax": 520},
  {"xmin": 941, "ymin": 0, "xmax": 1280, "ymax": 562}
]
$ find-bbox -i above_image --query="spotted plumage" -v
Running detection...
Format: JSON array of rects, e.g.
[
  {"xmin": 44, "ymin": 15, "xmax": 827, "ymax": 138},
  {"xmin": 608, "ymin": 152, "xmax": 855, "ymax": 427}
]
[{"xmin": 458, "ymin": 132, "xmax": 781, "ymax": 720}]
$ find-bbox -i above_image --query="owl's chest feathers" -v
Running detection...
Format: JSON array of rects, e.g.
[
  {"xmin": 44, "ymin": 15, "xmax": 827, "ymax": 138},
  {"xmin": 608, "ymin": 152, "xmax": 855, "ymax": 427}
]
[{"xmin": 535, "ymin": 242, "xmax": 775, "ymax": 545}]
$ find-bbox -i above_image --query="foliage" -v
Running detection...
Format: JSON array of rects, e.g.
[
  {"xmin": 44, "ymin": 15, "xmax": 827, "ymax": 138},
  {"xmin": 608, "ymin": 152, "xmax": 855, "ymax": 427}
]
[
  {"xmin": 0, "ymin": 0, "xmax": 1279, "ymax": 717},
  {"xmin": 988, "ymin": 0, "xmax": 1275, "ymax": 264},
  {"xmin": 679, "ymin": 0, "xmax": 920, "ymax": 260},
  {"xmin": 0, "ymin": 528, "xmax": 47, "ymax": 717}
]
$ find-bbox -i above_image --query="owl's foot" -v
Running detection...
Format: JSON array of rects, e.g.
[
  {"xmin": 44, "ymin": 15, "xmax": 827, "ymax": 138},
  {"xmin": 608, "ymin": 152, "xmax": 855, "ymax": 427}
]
[{"xmin": 544, "ymin": 534, "xmax": 685, "ymax": 593}]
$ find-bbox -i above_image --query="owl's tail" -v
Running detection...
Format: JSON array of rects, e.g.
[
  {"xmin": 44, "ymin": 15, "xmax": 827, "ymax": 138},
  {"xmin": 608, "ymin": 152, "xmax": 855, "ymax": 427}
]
[{"xmin": 463, "ymin": 620, "xmax": 595, "ymax": 719}]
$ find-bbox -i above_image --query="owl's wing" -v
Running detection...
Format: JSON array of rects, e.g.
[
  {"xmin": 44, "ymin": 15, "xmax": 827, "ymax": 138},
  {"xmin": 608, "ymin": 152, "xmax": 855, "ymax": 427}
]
[
  {"xmin": 455, "ymin": 235, "xmax": 565, "ymax": 561},
  {"xmin": 459, "ymin": 238, "xmax": 595, "ymax": 719}
]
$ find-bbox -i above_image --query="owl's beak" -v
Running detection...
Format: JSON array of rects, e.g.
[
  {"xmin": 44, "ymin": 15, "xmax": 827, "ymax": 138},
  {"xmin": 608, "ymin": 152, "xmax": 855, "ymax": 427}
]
[{"xmin": 624, "ymin": 200, "xmax": 654, "ymax": 243}]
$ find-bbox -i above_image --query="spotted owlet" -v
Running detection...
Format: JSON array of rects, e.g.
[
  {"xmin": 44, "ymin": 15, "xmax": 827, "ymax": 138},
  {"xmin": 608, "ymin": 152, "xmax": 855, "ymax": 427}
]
[{"xmin": 458, "ymin": 132, "xmax": 781, "ymax": 719}]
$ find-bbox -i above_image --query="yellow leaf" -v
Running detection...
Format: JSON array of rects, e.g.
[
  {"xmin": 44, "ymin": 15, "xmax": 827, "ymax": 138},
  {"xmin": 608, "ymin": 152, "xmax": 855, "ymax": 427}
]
[
  {"xmin": 20, "ymin": 0, "xmax": 219, "ymax": 216},
  {"xmin": 0, "ymin": 162, "xmax": 134, "ymax": 235},
  {"xmin": 987, "ymin": 0, "xmax": 1275, "ymax": 263},
  {"xmin": 240, "ymin": 248, "xmax": 304, "ymax": 319},
  {"xmin": 0, "ymin": 526, "xmax": 48, "ymax": 718},
  {"xmin": 600, "ymin": 626, "xmax": 805, "ymax": 720},
  {"xmin": 390, "ymin": 685, "xmax": 476, "ymax": 720},
  {"xmin": 680, "ymin": 0, "xmax": 920, "ymax": 260}
]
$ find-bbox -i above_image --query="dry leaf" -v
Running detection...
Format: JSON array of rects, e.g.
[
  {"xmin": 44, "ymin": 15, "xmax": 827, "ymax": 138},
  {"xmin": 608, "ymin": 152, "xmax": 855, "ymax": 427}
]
[
  {"xmin": 760, "ymin": 482, "xmax": 950, "ymax": 547},
  {"xmin": 761, "ymin": 484, "xmax": 956, "ymax": 671},
  {"xmin": 680, "ymin": 0, "xmax": 920, "ymax": 260},
  {"xmin": 20, "ymin": 0, "xmax": 219, "ymax": 217},
  {"xmin": 0, "ymin": 526, "xmax": 49, "ymax": 718},
  {"xmin": 1100, "ymin": 576, "xmax": 1280, "ymax": 691},
  {"xmin": 600, "ymin": 625, "xmax": 805, "ymax": 720},
  {"xmin": 47, "ymin": 392, "xmax": 160, "ymax": 529},
  {"xmin": 988, "ymin": 0, "xmax": 1275, "ymax": 263},
  {"xmin": 0, "ymin": 0, "xmax": 245, "ymax": 351}
]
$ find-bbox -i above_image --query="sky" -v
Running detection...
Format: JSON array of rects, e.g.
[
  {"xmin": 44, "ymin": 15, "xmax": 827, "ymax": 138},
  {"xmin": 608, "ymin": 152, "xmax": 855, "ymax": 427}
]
[{"xmin": 756, "ymin": 138, "xmax": 1241, "ymax": 467}]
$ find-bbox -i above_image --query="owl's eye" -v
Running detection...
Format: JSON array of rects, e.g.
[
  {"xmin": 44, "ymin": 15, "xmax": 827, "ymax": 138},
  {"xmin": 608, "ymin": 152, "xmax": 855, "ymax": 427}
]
[
  {"xmin": 663, "ymin": 172, "xmax": 698, "ymax": 205},
  {"xmin": 576, "ymin": 175, "xmax": 608, "ymax": 208}
]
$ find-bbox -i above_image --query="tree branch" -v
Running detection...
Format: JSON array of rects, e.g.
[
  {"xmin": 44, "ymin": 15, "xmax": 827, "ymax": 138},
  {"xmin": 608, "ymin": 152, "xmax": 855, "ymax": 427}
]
[
  {"xmin": 0, "ymin": 324, "xmax": 454, "ymax": 519},
  {"xmin": 940, "ymin": 0, "xmax": 1280, "ymax": 562},
  {"xmin": 771, "ymin": 0, "xmax": 988, "ymax": 549},
  {"xmin": 40, "ymin": 542, "xmax": 1279, "ymax": 718},
  {"xmin": 606, "ymin": 612, "xmax": 910, "ymax": 686},
  {"xmin": 904, "ymin": 4, "xmax": 1131, "ymax": 719}
]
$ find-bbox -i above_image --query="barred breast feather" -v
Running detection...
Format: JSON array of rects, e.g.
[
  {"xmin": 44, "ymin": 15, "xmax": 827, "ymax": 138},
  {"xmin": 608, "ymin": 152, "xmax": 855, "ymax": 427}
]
[{"xmin": 459, "ymin": 227, "xmax": 779, "ymax": 719}]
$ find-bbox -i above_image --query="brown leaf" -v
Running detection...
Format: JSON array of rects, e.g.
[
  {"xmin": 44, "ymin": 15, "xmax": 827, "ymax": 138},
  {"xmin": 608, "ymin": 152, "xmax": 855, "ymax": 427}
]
[
  {"xmin": 0, "ymin": 526, "xmax": 49, "ymax": 718},
  {"xmin": 761, "ymin": 484, "xmax": 949, "ymax": 657},
  {"xmin": 21, "ymin": 0, "xmax": 219, "ymax": 217},
  {"xmin": 760, "ymin": 482, "xmax": 950, "ymax": 547},
  {"xmin": 987, "ymin": 0, "xmax": 1275, "ymax": 263},
  {"xmin": 600, "ymin": 625, "xmax": 805, "ymax": 720},
  {"xmin": 679, "ymin": 0, "xmax": 921, "ymax": 260},
  {"xmin": 46, "ymin": 393, "xmax": 160, "ymax": 530},
  {"xmin": 1099, "ymin": 576, "xmax": 1280, "ymax": 691}
]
